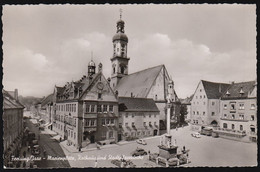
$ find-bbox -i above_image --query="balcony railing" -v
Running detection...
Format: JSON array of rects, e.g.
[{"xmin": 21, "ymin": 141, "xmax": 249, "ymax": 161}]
[{"xmin": 220, "ymin": 118, "xmax": 248, "ymax": 122}]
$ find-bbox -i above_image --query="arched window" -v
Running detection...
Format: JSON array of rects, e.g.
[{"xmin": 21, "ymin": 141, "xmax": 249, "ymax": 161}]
[
  {"xmin": 223, "ymin": 123, "xmax": 227, "ymax": 129},
  {"xmin": 240, "ymin": 125, "xmax": 243, "ymax": 131},
  {"xmin": 231, "ymin": 124, "xmax": 235, "ymax": 130},
  {"xmin": 113, "ymin": 67, "xmax": 115, "ymax": 74}
]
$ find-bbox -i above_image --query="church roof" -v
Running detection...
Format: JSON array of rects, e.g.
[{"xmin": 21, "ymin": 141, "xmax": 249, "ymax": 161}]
[
  {"xmin": 201, "ymin": 80, "xmax": 230, "ymax": 99},
  {"xmin": 118, "ymin": 97, "xmax": 159, "ymax": 112},
  {"xmin": 221, "ymin": 81, "xmax": 256, "ymax": 99},
  {"xmin": 115, "ymin": 65, "xmax": 164, "ymax": 98},
  {"xmin": 3, "ymin": 89, "xmax": 24, "ymax": 109}
]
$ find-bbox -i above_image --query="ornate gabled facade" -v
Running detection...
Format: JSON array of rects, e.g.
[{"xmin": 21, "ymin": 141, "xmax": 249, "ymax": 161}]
[{"xmin": 53, "ymin": 62, "xmax": 119, "ymax": 149}]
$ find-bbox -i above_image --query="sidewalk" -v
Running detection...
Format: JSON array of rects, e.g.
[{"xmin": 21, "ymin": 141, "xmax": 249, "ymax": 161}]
[{"xmin": 60, "ymin": 134, "xmax": 163, "ymax": 154}]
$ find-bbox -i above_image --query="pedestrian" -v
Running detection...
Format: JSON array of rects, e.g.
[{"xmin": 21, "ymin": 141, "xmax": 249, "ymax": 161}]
[
  {"xmin": 27, "ymin": 146, "xmax": 30, "ymax": 152},
  {"xmin": 183, "ymin": 146, "xmax": 186, "ymax": 151},
  {"xmin": 59, "ymin": 137, "xmax": 62, "ymax": 142},
  {"xmin": 43, "ymin": 149, "xmax": 47, "ymax": 158},
  {"xmin": 94, "ymin": 158, "xmax": 98, "ymax": 168},
  {"xmin": 23, "ymin": 161, "xmax": 26, "ymax": 168},
  {"xmin": 23, "ymin": 151, "xmax": 26, "ymax": 158}
]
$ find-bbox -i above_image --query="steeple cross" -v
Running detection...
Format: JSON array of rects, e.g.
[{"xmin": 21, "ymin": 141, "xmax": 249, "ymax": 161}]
[{"xmin": 119, "ymin": 8, "xmax": 122, "ymax": 19}]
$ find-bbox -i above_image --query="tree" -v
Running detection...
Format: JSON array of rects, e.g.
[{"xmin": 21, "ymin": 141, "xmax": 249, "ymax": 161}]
[{"xmin": 180, "ymin": 104, "xmax": 188, "ymax": 124}]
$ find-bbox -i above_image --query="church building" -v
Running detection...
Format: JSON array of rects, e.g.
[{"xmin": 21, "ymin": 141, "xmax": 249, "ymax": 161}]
[{"xmin": 109, "ymin": 14, "xmax": 181, "ymax": 129}]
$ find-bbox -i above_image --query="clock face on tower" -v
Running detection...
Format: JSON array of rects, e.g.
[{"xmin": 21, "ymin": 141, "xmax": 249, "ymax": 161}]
[{"xmin": 97, "ymin": 82, "xmax": 104, "ymax": 90}]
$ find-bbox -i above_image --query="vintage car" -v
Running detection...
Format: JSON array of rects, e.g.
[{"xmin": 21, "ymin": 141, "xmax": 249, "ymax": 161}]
[
  {"xmin": 201, "ymin": 127, "xmax": 213, "ymax": 136},
  {"xmin": 168, "ymin": 157, "xmax": 179, "ymax": 166},
  {"xmin": 131, "ymin": 148, "xmax": 147, "ymax": 157},
  {"xmin": 191, "ymin": 132, "xmax": 201, "ymax": 138},
  {"xmin": 111, "ymin": 159, "xmax": 136, "ymax": 168},
  {"xmin": 39, "ymin": 126, "xmax": 45, "ymax": 131},
  {"xmin": 31, "ymin": 145, "xmax": 41, "ymax": 155},
  {"xmin": 136, "ymin": 139, "xmax": 147, "ymax": 145}
]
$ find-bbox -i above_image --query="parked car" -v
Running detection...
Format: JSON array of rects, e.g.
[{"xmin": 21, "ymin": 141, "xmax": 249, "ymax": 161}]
[
  {"xmin": 31, "ymin": 145, "xmax": 40, "ymax": 155},
  {"xmin": 131, "ymin": 148, "xmax": 147, "ymax": 157},
  {"xmin": 191, "ymin": 132, "xmax": 201, "ymax": 138},
  {"xmin": 136, "ymin": 139, "xmax": 147, "ymax": 145},
  {"xmin": 157, "ymin": 157, "xmax": 167, "ymax": 166},
  {"xmin": 39, "ymin": 126, "xmax": 44, "ymax": 131},
  {"xmin": 168, "ymin": 157, "xmax": 179, "ymax": 166},
  {"xmin": 111, "ymin": 159, "xmax": 136, "ymax": 168},
  {"xmin": 32, "ymin": 139, "xmax": 38, "ymax": 146},
  {"xmin": 201, "ymin": 127, "xmax": 213, "ymax": 136}
]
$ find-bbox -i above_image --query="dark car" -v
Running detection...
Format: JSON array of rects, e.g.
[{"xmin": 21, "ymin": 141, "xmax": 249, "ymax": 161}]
[
  {"xmin": 111, "ymin": 159, "xmax": 136, "ymax": 168},
  {"xmin": 131, "ymin": 148, "xmax": 147, "ymax": 157}
]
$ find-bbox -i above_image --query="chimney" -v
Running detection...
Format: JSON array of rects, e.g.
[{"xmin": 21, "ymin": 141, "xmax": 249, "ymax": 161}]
[
  {"xmin": 219, "ymin": 84, "xmax": 222, "ymax": 93},
  {"xmin": 14, "ymin": 89, "xmax": 18, "ymax": 101},
  {"xmin": 131, "ymin": 92, "xmax": 133, "ymax": 97}
]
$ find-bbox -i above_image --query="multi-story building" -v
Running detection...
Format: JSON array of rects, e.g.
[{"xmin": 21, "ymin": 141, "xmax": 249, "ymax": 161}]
[
  {"xmin": 53, "ymin": 61, "xmax": 119, "ymax": 149},
  {"xmin": 40, "ymin": 93, "xmax": 54, "ymax": 130},
  {"xmin": 118, "ymin": 97, "xmax": 160, "ymax": 141},
  {"xmin": 190, "ymin": 80, "xmax": 230, "ymax": 131},
  {"xmin": 110, "ymin": 15, "xmax": 181, "ymax": 128},
  {"xmin": 3, "ymin": 89, "xmax": 24, "ymax": 167},
  {"xmin": 215, "ymin": 81, "xmax": 257, "ymax": 142}
]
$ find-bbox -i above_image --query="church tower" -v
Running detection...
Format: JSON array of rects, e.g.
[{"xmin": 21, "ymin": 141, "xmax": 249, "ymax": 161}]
[{"xmin": 110, "ymin": 10, "xmax": 130, "ymax": 89}]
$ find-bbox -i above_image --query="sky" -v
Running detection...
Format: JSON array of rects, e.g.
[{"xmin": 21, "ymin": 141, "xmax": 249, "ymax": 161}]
[{"xmin": 2, "ymin": 4, "xmax": 257, "ymax": 98}]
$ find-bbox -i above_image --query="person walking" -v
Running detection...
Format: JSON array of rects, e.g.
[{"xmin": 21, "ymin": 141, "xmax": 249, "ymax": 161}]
[
  {"xmin": 94, "ymin": 158, "xmax": 98, "ymax": 168},
  {"xmin": 23, "ymin": 150, "xmax": 26, "ymax": 158}
]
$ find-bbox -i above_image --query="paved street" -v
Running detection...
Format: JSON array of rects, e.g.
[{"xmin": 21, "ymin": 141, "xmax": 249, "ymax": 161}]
[
  {"xmin": 61, "ymin": 125, "xmax": 257, "ymax": 167},
  {"xmin": 24, "ymin": 118, "xmax": 70, "ymax": 168}
]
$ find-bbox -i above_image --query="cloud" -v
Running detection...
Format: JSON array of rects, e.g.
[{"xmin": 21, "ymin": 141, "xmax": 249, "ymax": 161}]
[{"xmin": 128, "ymin": 33, "xmax": 256, "ymax": 98}]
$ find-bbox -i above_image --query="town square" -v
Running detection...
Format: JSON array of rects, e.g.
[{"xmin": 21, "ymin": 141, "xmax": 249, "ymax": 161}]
[{"xmin": 2, "ymin": 4, "xmax": 257, "ymax": 168}]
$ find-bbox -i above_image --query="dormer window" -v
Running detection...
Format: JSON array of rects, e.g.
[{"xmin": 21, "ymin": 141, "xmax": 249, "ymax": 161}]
[
  {"xmin": 239, "ymin": 87, "xmax": 244, "ymax": 95},
  {"xmin": 226, "ymin": 90, "xmax": 230, "ymax": 96}
]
